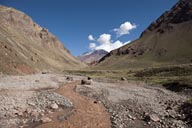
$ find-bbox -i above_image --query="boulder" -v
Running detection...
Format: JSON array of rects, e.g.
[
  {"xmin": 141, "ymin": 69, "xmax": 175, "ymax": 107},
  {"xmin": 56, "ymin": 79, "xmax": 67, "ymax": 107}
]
[
  {"xmin": 41, "ymin": 117, "xmax": 52, "ymax": 123},
  {"xmin": 66, "ymin": 77, "xmax": 73, "ymax": 81},
  {"xmin": 81, "ymin": 79, "xmax": 92, "ymax": 85},
  {"xmin": 121, "ymin": 77, "xmax": 127, "ymax": 81},
  {"xmin": 87, "ymin": 76, "xmax": 92, "ymax": 80}
]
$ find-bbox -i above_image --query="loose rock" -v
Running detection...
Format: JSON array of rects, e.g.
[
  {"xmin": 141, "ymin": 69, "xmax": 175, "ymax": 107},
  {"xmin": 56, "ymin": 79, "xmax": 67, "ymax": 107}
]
[
  {"xmin": 31, "ymin": 111, "xmax": 39, "ymax": 117},
  {"xmin": 50, "ymin": 103, "xmax": 59, "ymax": 110},
  {"xmin": 66, "ymin": 77, "xmax": 73, "ymax": 81},
  {"xmin": 121, "ymin": 77, "xmax": 127, "ymax": 81},
  {"xmin": 41, "ymin": 117, "xmax": 52, "ymax": 123},
  {"xmin": 81, "ymin": 79, "xmax": 92, "ymax": 85},
  {"xmin": 145, "ymin": 114, "xmax": 160, "ymax": 122},
  {"xmin": 87, "ymin": 76, "xmax": 92, "ymax": 80}
]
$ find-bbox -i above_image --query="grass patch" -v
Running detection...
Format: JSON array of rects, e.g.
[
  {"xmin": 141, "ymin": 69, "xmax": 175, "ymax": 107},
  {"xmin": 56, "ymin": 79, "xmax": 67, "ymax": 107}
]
[
  {"xmin": 134, "ymin": 64, "xmax": 192, "ymax": 77},
  {"xmin": 64, "ymin": 70, "xmax": 134, "ymax": 80},
  {"xmin": 64, "ymin": 64, "xmax": 192, "ymax": 87},
  {"xmin": 132, "ymin": 64, "xmax": 192, "ymax": 86}
]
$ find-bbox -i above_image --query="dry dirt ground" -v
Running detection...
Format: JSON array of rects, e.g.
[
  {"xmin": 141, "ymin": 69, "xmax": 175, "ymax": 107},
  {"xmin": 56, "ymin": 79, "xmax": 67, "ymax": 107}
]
[
  {"xmin": 0, "ymin": 73, "xmax": 191, "ymax": 128},
  {"xmin": 76, "ymin": 79, "xmax": 192, "ymax": 128}
]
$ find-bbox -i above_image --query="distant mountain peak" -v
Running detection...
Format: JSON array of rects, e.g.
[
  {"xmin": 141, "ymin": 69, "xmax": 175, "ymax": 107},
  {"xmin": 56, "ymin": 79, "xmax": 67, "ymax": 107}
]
[{"xmin": 77, "ymin": 49, "xmax": 108, "ymax": 65}]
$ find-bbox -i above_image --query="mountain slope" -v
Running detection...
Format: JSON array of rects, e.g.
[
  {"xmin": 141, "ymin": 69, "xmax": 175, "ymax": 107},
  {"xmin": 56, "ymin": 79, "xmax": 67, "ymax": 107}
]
[
  {"xmin": 0, "ymin": 5, "xmax": 85, "ymax": 74},
  {"xmin": 96, "ymin": 0, "xmax": 192, "ymax": 70},
  {"xmin": 77, "ymin": 49, "xmax": 108, "ymax": 64}
]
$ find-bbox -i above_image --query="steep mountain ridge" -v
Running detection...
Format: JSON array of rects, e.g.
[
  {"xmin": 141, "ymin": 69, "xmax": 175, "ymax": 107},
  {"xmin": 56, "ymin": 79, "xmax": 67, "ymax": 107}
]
[
  {"xmin": 0, "ymin": 5, "xmax": 85, "ymax": 74},
  {"xmin": 97, "ymin": 0, "xmax": 192, "ymax": 70},
  {"xmin": 141, "ymin": 0, "xmax": 192, "ymax": 36}
]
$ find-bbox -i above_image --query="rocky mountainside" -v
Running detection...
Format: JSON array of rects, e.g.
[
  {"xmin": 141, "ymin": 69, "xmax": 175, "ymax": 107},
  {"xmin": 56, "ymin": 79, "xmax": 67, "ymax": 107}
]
[
  {"xmin": 141, "ymin": 0, "xmax": 192, "ymax": 36},
  {"xmin": 97, "ymin": 0, "xmax": 192, "ymax": 69},
  {"xmin": 0, "ymin": 5, "xmax": 85, "ymax": 74},
  {"xmin": 77, "ymin": 49, "xmax": 108, "ymax": 65}
]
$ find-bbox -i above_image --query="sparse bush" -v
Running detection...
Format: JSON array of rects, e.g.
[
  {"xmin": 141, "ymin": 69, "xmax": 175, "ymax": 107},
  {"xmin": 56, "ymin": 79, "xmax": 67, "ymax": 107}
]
[{"xmin": 134, "ymin": 65, "xmax": 192, "ymax": 77}]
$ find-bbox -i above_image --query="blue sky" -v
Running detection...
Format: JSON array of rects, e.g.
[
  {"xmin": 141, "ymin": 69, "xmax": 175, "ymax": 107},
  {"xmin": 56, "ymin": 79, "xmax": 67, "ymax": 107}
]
[{"xmin": 0, "ymin": 0, "xmax": 178, "ymax": 56}]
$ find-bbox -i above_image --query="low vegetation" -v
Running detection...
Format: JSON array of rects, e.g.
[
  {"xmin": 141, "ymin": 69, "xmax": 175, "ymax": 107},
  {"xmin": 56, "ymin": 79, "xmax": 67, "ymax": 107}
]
[{"xmin": 65, "ymin": 64, "xmax": 192, "ymax": 86}]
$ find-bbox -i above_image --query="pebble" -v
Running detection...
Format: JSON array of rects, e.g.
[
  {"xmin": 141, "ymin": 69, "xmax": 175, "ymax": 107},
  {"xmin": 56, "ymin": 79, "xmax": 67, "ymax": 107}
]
[
  {"xmin": 31, "ymin": 110, "xmax": 39, "ymax": 117},
  {"xmin": 41, "ymin": 117, "xmax": 52, "ymax": 123},
  {"xmin": 145, "ymin": 114, "xmax": 160, "ymax": 123},
  {"xmin": 58, "ymin": 115, "xmax": 67, "ymax": 121},
  {"xmin": 50, "ymin": 103, "xmax": 59, "ymax": 110},
  {"xmin": 149, "ymin": 114, "xmax": 160, "ymax": 122},
  {"xmin": 27, "ymin": 102, "xmax": 35, "ymax": 107}
]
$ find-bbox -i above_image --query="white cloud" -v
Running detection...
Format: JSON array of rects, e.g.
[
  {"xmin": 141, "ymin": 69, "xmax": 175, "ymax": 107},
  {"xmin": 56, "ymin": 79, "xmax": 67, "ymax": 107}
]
[
  {"xmin": 95, "ymin": 40, "xmax": 131, "ymax": 52},
  {"xmin": 97, "ymin": 33, "xmax": 111, "ymax": 44},
  {"xmin": 89, "ymin": 43, "xmax": 96, "ymax": 50},
  {"xmin": 111, "ymin": 40, "xmax": 124, "ymax": 50},
  {"xmin": 124, "ymin": 40, "xmax": 131, "ymax": 45},
  {"xmin": 88, "ymin": 34, "xmax": 131, "ymax": 52},
  {"xmin": 114, "ymin": 21, "xmax": 136, "ymax": 37},
  {"xmin": 88, "ymin": 35, "xmax": 95, "ymax": 41}
]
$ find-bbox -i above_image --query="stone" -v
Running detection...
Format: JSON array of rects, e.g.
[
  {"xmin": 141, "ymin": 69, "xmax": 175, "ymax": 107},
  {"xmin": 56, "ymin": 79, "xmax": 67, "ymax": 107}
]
[
  {"xmin": 41, "ymin": 117, "xmax": 52, "ymax": 123},
  {"xmin": 66, "ymin": 77, "xmax": 73, "ymax": 81},
  {"xmin": 147, "ymin": 122, "xmax": 151, "ymax": 125},
  {"xmin": 47, "ymin": 110, "xmax": 53, "ymax": 114},
  {"xmin": 42, "ymin": 71, "xmax": 48, "ymax": 74},
  {"xmin": 17, "ymin": 111, "xmax": 24, "ymax": 116},
  {"xmin": 50, "ymin": 103, "xmax": 59, "ymax": 110},
  {"xmin": 58, "ymin": 115, "xmax": 67, "ymax": 121},
  {"xmin": 128, "ymin": 114, "xmax": 133, "ymax": 119},
  {"xmin": 87, "ymin": 76, "xmax": 92, "ymax": 80},
  {"xmin": 31, "ymin": 111, "xmax": 39, "ymax": 117},
  {"xmin": 121, "ymin": 77, "xmax": 127, "ymax": 81},
  {"xmin": 25, "ymin": 108, "xmax": 32, "ymax": 114},
  {"xmin": 81, "ymin": 79, "xmax": 92, "ymax": 85},
  {"xmin": 35, "ymin": 80, "xmax": 39, "ymax": 82},
  {"xmin": 27, "ymin": 102, "xmax": 35, "ymax": 107},
  {"xmin": 145, "ymin": 114, "xmax": 160, "ymax": 122},
  {"xmin": 14, "ymin": 110, "xmax": 23, "ymax": 116},
  {"xmin": 128, "ymin": 114, "xmax": 136, "ymax": 120}
]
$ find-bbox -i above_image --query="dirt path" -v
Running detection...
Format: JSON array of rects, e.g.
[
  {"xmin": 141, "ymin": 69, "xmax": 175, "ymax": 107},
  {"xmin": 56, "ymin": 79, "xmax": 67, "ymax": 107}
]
[{"xmin": 36, "ymin": 81, "xmax": 111, "ymax": 128}]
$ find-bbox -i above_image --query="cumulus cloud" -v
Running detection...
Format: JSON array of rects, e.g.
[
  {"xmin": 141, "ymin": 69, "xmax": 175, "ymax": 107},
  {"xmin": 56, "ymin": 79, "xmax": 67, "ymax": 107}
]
[
  {"xmin": 114, "ymin": 21, "xmax": 136, "ymax": 37},
  {"xmin": 88, "ymin": 33, "xmax": 131, "ymax": 52},
  {"xmin": 89, "ymin": 43, "xmax": 96, "ymax": 50},
  {"xmin": 95, "ymin": 40, "xmax": 130, "ymax": 52},
  {"xmin": 124, "ymin": 40, "xmax": 131, "ymax": 45},
  {"xmin": 111, "ymin": 40, "xmax": 125, "ymax": 50},
  {"xmin": 96, "ymin": 40, "xmax": 123, "ymax": 52},
  {"xmin": 97, "ymin": 33, "xmax": 111, "ymax": 44},
  {"xmin": 88, "ymin": 35, "xmax": 95, "ymax": 41}
]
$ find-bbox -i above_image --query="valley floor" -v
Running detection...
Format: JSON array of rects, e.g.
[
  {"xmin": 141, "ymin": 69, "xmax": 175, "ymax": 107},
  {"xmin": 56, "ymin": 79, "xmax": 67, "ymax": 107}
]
[{"xmin": 0, "ymin": 73, "xmax": 191, "ymax": 128}]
